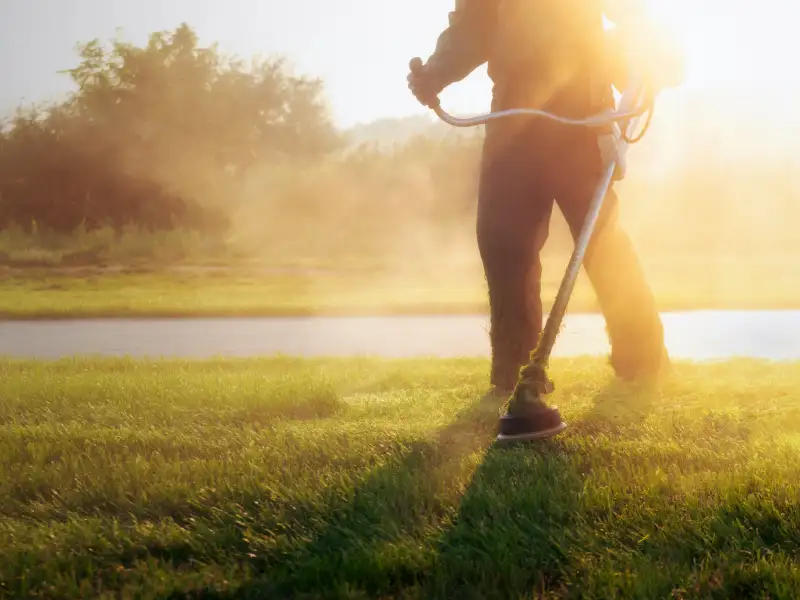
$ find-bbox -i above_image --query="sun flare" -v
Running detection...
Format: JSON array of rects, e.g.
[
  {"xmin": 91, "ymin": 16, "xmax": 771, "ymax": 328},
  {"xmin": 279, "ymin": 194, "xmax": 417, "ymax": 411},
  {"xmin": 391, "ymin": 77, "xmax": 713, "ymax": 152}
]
[
  {"xmin": 440, "ymin": 0, "xmax": 800, "ymax": 120},
  {"xmin": 643, "ymin": 0, "xmax": 800, "ymax": 91}
]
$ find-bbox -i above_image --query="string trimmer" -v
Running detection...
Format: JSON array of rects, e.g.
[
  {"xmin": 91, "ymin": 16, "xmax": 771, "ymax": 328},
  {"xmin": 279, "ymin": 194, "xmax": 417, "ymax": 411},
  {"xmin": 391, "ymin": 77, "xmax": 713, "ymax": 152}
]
[{"xmin": 417, "ymin": 59, "xmax": 656, "ymax": 443}]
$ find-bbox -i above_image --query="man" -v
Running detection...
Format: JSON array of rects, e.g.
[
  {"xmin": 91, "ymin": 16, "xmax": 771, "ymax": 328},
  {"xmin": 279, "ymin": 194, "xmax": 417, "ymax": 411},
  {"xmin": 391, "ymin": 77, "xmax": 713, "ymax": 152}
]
[{"xmin": 408, "ymin": 1, "xmax": 683, "ymax": 401}]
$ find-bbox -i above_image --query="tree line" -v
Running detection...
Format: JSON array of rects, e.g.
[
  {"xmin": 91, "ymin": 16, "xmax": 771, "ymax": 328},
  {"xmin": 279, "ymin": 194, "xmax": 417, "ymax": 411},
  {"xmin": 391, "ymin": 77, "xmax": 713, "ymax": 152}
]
[{"xmin": 0, "ymin": 24, "xmax": 349, "ymax": 234}]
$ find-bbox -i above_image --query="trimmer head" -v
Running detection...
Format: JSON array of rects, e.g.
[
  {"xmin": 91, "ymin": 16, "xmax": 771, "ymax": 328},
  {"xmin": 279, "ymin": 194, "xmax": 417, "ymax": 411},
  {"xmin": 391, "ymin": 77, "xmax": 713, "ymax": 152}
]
[
  {"xmin": 494, "ymin": 363, "xmax": 567, "ymax": 444},
  {"xmin": 495, "ymin": 405, "xmax": 567, "ymax": 444}
]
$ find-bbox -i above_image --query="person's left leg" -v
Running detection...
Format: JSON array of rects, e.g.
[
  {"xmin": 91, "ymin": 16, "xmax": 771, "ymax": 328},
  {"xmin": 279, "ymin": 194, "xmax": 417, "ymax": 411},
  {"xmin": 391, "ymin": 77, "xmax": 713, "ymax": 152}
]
[{"xmin": 476, "ymin": 119, "xmax": 555, "ymax": 396}]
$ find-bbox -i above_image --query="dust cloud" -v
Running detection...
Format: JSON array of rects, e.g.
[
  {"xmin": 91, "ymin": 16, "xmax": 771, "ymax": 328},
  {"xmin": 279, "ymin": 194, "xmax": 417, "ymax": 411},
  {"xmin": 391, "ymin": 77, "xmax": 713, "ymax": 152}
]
[{"xmin": 172, "ymin": 84, "xmax": 800, "ymax": 313}]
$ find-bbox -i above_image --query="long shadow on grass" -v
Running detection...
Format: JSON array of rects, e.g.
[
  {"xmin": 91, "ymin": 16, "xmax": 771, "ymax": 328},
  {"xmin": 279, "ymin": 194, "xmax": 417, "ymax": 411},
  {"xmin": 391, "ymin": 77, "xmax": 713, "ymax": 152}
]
[
  {"xmin": 422, "ymin": 442, "xmax": 585, "ymax": 599},
  {"xmin": 194, "ymin": 392, "xmax": 596, "ymax": 600},
  {"xmin": 196, "ymin": 376, "xmax": 800, "ymax": 599},
  {"xmin": 160, "ymin": 380, "xmax": 661, "ymax": 600}
]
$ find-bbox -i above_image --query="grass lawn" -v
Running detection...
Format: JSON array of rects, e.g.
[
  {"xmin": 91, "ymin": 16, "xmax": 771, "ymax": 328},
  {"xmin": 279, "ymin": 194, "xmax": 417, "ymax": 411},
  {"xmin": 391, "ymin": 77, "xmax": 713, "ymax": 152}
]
[
  {"xmin": 2, "ymin": 357, "xmax": 800, "ymax": 598},
  {"xmin": 2, "ymin": 255, "xmax": 800, "ymax": 319},
  {"xmin": 0, "ymin": 269, "xmax": 493, "ymax": 319}
]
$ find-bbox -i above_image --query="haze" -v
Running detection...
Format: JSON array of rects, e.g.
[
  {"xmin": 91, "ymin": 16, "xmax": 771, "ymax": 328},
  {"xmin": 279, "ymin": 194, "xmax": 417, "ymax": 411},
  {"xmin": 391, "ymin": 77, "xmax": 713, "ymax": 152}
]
[
  {"xmin": 3, "ymin": 0, "xmax": 800, "ymax": 127},
  {"xmin": 2, "ymin": 0, "xmax": 800, "ymax": 311}
]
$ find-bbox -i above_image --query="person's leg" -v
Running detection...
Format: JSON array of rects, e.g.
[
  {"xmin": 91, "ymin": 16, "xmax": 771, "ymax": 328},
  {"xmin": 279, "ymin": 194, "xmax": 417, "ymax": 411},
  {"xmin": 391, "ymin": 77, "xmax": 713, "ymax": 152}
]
[
  {"xmin": 554, "ymin": 134, "xmax": 669, "ymax": 379},
  {"xmin": 477, "ymin": 120, "xmax": 554, "ymax": 394}
]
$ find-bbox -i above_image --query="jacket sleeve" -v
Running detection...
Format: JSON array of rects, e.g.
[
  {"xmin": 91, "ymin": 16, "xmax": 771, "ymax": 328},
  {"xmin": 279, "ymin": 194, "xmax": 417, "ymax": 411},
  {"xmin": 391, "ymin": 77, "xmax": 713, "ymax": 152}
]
[{"xmin": 424, "ymin": 0, "xmax": 498, "ymax": 90}]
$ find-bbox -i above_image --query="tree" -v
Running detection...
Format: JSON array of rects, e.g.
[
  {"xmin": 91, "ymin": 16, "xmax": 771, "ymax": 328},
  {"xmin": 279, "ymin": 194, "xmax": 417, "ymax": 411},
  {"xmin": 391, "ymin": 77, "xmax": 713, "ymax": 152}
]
[{"xmin": 0, "ymin": 23, "xmax": 342, "ymax": 233}]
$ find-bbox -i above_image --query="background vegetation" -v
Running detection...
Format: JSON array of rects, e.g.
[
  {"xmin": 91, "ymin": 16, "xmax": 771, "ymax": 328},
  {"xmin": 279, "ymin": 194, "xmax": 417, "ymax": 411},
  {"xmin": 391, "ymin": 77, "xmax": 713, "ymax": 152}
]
[{"xmin": 2, "ymin": 23, "xmax": 799, "ymax": 310}]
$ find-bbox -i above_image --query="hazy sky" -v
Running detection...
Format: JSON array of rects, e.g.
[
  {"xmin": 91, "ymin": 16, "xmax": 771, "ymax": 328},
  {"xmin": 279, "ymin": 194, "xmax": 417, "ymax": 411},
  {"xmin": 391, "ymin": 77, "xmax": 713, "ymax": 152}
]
[
  {"xmin": 0, "ymin": 0, "xmax": 490, "ymax": 127},
  {"xmin": 1, "ymin": 0, "xmax": 798, "ymax": 127}
]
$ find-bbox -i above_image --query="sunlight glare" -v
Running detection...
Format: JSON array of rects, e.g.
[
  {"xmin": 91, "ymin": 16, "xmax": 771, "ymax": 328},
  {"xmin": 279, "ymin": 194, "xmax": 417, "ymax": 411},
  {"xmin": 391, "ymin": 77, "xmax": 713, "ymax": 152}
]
[
  {"xmin": 441, "ymin": 0, "xmax": 800, "ymax": 115},
  {"xmin": 644, "ymin": 0, "xmax": 800, "ymax": 91}
]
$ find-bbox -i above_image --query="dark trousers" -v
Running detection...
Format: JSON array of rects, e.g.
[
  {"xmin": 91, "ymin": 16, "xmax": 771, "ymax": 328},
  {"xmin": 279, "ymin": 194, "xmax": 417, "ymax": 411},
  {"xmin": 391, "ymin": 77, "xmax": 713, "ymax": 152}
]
[{"xmin": 477, "ymin": 79, "xmax": 666, "ymax": 390}]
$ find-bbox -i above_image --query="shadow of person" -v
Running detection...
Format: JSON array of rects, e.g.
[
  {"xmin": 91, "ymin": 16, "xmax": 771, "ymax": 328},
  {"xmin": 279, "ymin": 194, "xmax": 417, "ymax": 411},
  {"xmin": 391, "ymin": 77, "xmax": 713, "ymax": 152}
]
[
  {"xmin": 189, "ymin": 390, "xmax": 593, "ymax": 600},
  {"xmin": 178, "ymin": 379, "xmax": 662, "ymax": 600},
  {"xmin": 255, "ymin": 394, "xmax": 508, "ymax": 598}
]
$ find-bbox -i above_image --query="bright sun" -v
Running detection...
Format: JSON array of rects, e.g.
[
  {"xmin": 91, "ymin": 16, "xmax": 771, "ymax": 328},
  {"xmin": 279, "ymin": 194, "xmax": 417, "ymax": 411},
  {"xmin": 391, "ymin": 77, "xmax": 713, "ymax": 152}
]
[
  {"xmin": 644, "ymin": 0, "xmax": 800, "ymax": 91},
  {"xmin": 439, "ymin": 0, "xmax": 800, "ymax": 126}
]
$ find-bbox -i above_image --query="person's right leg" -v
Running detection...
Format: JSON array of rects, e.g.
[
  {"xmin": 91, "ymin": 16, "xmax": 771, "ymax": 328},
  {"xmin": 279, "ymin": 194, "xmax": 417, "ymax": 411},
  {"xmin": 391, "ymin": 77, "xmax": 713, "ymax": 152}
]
[{"xmin": 554, "ymin": 136, "xmax": 669, "ymax": 379}]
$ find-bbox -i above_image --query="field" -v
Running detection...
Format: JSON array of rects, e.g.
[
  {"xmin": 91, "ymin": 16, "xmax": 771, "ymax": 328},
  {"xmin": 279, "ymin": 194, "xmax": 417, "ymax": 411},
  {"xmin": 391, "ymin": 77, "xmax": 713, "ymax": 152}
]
[
  {"xmin": 3, "ymin": 357, "xmax": 800, "ymax": 598},
  {"xmin": 2, "ymin": 252, "xmax": 800, "ymax": 319}
]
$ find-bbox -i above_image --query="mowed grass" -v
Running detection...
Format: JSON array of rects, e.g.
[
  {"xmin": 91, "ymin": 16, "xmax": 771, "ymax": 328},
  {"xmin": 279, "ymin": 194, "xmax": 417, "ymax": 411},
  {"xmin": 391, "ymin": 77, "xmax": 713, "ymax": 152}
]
[
  {"xmin": 0, "ymin": 270, "xmax": 491, "ymax": 318},
  {"xmin": 3, "ymin": 357, "xmax": 800, "ymax": 598},
  {"xmin": 2, "ymin": 254, "xmax": 800, "ymax": 319}
]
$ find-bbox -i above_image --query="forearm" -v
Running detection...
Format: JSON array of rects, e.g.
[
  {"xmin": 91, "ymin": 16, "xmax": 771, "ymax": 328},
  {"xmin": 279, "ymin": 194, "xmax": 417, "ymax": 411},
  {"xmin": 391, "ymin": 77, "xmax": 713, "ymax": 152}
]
[{"xmin": 425, "ymin": 0, "xmax": 498, "ymax": 90}]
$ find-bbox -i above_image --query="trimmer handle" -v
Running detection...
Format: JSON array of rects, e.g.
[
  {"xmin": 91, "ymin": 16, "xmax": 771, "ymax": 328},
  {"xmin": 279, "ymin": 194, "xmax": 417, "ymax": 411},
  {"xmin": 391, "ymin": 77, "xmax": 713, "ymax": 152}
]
[
  {"xmin": 408, "ymin": 57, "xmax": 441, "ymax": 110},
  {"xmin": 409, "ymin": 57, "xmax": 650, "ymax": 133}
]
